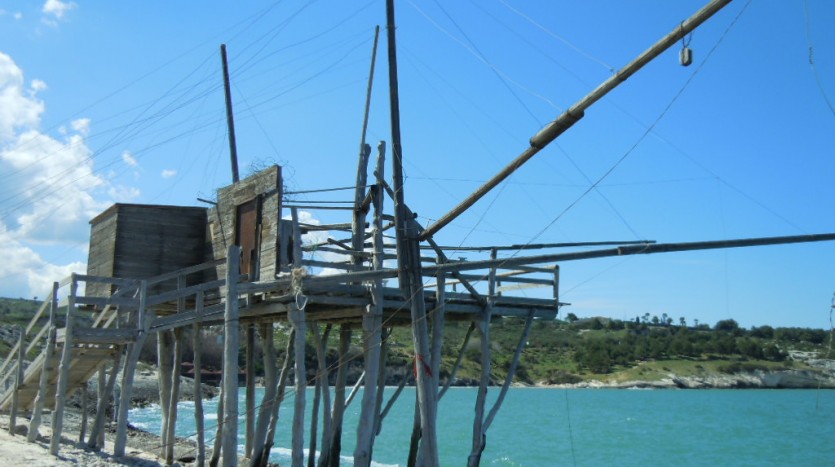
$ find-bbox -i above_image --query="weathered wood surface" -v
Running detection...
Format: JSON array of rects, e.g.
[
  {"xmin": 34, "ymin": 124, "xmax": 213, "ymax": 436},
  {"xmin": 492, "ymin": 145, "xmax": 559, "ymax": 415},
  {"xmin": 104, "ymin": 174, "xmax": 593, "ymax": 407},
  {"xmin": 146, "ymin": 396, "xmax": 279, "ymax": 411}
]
[{"xmin": 222, "ymin": 245, "xmax": 241, "ymax": 467}]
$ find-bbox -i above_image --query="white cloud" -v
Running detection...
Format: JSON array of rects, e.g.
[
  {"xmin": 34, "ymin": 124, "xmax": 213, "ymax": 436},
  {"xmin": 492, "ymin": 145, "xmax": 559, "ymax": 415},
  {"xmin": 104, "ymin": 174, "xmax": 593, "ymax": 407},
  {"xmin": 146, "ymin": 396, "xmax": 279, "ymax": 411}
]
[
  {"xmin": 161, "ymin": 169, "xmax": 177, "ymax": 178},
  {"xmin": 71, "ymin": 117, "xmax": 90, "ymax": 136},
  {"xmin": 108, "ymin": 184, "xmax": 140, "ymax": 201},
  {"xmin": 0, "ymin": 53, "xmax": 44, "ymax": 142},
  {"xmin": 42, "ymin": 0, "xmax": 76, "ymax": 20},
  {"xmin": 282, "ymin": 210, "xmax": 348, "ymax": 276},
  {"xmin": 30, "ymin": 79, "xmax": 47, "ymax": 94},
  {"xmin": 3, "ymin": 129, "xmax": 108, "ymax": 241},
  {"xmin": 0, "ymin": 9, "xmax": 23, "ymax": 20},
  {"xmin": 0, "ymin": 52, "xmax": 141, "ymax": 300},
  {"xmin": 0, "ymin": 223, "xmax": 85, "ymax": 299},
  {"xmin": 122, "ymin": 150, "xmax": 138, "ymax": 167}
]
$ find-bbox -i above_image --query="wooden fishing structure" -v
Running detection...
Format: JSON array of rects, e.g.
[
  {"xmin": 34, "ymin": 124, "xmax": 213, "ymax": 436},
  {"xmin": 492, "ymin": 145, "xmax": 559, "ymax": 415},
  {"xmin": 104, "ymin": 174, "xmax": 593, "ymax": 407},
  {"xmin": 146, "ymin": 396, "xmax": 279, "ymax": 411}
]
[{"xmin": 2, "ymin": 0, "xmax": 835, "ymax": 465}]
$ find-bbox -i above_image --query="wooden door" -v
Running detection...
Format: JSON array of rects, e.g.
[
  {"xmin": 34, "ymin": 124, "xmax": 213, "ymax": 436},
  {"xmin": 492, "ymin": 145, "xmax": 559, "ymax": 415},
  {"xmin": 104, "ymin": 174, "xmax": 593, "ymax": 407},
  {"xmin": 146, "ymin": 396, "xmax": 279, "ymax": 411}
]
[{"xmin": 235, "ymin": 199, "xmax": 259, "ymax": 278}]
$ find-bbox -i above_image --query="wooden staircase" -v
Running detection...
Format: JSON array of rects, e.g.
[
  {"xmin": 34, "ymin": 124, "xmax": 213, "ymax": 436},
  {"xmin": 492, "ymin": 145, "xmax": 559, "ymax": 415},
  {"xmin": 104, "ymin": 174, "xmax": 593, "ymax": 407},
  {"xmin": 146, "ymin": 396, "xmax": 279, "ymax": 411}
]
[{"xmin": 0, "ymin": 278, "xmax": 141, "ymax": 415}]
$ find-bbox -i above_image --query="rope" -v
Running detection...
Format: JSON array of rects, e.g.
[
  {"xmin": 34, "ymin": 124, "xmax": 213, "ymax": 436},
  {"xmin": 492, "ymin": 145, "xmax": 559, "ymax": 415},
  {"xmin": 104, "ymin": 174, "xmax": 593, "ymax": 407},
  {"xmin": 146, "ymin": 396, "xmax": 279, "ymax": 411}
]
[{"xmin": 291, "ymin": 267, "xmax": 308, "ymax": 311}]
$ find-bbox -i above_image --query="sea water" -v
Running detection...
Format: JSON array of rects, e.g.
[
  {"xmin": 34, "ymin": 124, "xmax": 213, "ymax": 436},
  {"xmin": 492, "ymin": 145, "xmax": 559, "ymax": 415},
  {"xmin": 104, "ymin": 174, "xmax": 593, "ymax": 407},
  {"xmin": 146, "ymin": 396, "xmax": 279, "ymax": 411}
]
[{"xmin": 129, "ymin": 387, "xmax": 835, "ymax": 466}]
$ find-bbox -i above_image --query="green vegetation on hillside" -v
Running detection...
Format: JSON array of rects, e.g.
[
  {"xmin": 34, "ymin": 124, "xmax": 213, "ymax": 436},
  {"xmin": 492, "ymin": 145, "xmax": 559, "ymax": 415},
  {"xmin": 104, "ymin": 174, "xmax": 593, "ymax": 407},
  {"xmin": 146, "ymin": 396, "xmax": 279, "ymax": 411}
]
[{"xmin": 1, "ymin": 297, "xmax": 831, "ymax": 386}]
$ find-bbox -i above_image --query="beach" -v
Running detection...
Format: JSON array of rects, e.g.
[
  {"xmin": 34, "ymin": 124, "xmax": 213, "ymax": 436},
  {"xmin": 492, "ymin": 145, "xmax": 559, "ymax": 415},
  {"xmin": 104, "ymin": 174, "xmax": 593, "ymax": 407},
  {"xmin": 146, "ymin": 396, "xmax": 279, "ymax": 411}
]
[{"xmin": 0, "ymin": 368, "xmax": 216, "ymax": 466}]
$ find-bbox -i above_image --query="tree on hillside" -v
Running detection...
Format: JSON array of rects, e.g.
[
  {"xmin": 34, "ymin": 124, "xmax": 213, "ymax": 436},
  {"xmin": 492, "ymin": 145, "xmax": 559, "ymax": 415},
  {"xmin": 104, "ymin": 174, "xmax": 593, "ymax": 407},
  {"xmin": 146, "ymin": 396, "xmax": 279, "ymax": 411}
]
[
  {"xmin": 715, "ymin": 319, "xmax": 740, "ymax": 334},
  {"xmin": 750, "ymin": 325, "xmax": 774, "ymax": 339}
]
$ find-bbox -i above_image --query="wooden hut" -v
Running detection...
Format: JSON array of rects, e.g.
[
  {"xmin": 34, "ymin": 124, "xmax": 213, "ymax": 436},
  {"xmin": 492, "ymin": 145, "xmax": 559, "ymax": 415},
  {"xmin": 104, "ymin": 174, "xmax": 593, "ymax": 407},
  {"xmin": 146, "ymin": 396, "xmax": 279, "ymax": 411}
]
[{"xmin": 85, "ymin": 203, "xmax": 210, "ymax": 298}]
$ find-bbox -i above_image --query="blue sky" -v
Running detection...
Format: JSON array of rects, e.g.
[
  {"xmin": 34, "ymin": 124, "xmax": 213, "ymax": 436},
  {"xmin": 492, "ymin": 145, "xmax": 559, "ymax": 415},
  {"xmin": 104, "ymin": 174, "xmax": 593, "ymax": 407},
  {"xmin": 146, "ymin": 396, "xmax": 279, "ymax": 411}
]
[{"xmin": 0, "ymin": 0, "xmax": 833, "ymax": 329}]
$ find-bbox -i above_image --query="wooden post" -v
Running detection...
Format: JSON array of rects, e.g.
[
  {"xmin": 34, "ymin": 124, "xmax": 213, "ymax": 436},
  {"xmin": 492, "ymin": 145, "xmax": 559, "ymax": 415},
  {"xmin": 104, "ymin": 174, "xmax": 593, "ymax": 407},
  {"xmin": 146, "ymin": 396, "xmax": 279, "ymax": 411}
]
[
  {"xmin": 385, "ymin": 0, "xmax": 438, "ymax": 461},
  {"xmin": 430, "ymin": 268, "xmax": 446, "ymax": 393},
  {"xmin": 9, "ymin": 326, "xmax": 25, "ymax": 434},
  {"xmin": 222, "ymin": 244, "xmax": 241, "ymax": 467},
  {"xmin": 193, "ymin": 291, "xmax": 206, "ymax": 467},
  {"xmin": 245, "ymin": 323, "xmax": 256, "ymax": 458},
  {"xmin": 327, "ymin": 325, "xmax": 351, "ymax": 466},
  {"xmin": 79, "ymin": 387, "xmax": 88, "ymax": 443},
  {"xmin": 28, "ymin": 282, "xmax": 59, "ymax": 442},
  {"xmin": 439, "ymin": 323, "xmax": 475, "ymax": 400},
  {"xmin": 310, "ymin": 324, "xmax": 332, "ymax": 467},
  {"xmin": 289, "ymin": 208, "xmax": 306, "ymax": 467},
  {"xmin": 307, "ymin": 329, "xmax": 321, "ymax": 467},
  {"xmin": 355, "ymin": 144, "xmax": 387, "ymax": 466},
  {"xmin": 482, "ymin": 311, "xmax": 535, "ymax": 433},
  {"xmin": 158, "ymin": 329, "xmax": 173, "ymax": 459},
  {"xmin": 377, "ymin": 369, "xmax": 406, "ymax": 434},
  {"xmin": 50, "ymin": 275, "xmax": 77, "ymax": 455},
  {"xmin": 95, "ymin": 366, "xmax": 106, "ymax": 444},
  {"xmin": 468, "ymin": 250, "xmax": 497, "ymax": 467},
  {"xmin": 250, "ymin": 322, "xmax": 276, "ymax": 465},
  {"xmin": 88, "ymin": 347, "xmax": 121, "ymax": 450},
  {"xmin": 165, "ymin": 328, "xmax": 184, "ymax": 464},
  {"xmin": 260, "ymin": 329, "xmax": 295, "ymax": 466},
  {"xmin": 209, "ymin": 382, "xmax": 224, "ymax": 467},
  {"xmin": 373, "ymin": 328, "xmax": 390, "ymax": 435},
  {"xmin": 345, "ymin": 372, "xmax": 365, "ymax": 408},
  {"xmin": 114, "ymin": 281, "xmax": 151, "ymax": 457}
]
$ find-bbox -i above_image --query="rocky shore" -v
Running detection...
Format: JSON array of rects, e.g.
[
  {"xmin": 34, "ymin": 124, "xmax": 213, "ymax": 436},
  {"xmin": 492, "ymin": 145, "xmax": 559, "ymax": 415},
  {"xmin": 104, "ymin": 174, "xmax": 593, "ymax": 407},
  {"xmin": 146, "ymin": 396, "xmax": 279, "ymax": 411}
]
[
  {"xmin": 0, "ymin": 367, "xmax": 219, "ymax": 466},
  {"xmin": 544, "ymin": 368, "xmax": 835, "ymax": 389}
]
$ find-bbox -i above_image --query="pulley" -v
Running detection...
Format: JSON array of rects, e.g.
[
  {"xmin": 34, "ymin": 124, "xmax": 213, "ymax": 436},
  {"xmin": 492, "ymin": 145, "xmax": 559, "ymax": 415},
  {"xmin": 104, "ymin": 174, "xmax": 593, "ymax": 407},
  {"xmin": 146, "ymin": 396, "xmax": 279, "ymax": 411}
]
[{"xmin": 679, "ymin": 22, "xmax": 693, "ymax": 67}]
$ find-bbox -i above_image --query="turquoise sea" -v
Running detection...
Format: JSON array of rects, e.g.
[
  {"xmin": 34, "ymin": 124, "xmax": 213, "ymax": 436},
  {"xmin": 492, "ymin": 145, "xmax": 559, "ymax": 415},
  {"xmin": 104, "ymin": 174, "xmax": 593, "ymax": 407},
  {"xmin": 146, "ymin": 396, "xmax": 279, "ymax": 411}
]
[{"xmin": 129, "ymin": 387, "xmax": 835, "ymax": 466}]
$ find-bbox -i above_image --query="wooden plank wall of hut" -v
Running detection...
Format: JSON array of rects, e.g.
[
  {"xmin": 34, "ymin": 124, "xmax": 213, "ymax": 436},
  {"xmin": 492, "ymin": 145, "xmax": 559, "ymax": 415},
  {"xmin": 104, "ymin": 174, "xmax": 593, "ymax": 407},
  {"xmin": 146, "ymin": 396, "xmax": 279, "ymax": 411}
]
[
  {"xmin": 86, "ymin": 204, "xmax": 209, "ymax": 298},
  {"xmin": 85, "ymin": 207, "xmax": 119, "ymax": 298},
  {"xmin": 209, "ymin": 165, "xmax": 282, "ymax": 293}
]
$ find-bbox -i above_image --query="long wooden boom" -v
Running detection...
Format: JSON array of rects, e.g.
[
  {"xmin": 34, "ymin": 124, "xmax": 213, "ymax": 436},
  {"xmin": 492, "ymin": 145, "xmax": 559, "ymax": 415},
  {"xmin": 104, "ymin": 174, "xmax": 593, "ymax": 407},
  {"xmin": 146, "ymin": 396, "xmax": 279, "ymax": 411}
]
[{"xmin": 419, "ymin": 0, "xmax": 734, "ymax": 240}]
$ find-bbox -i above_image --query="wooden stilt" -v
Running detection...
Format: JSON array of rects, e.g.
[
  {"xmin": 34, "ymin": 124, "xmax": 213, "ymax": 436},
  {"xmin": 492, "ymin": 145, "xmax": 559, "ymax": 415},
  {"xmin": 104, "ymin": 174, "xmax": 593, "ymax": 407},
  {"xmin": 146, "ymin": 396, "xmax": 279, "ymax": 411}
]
[
  {"xmin": 50, "ymin": 275, "xmax": 77, "ymax": 455},
  {"xmin": 193, "ymin": 292, "xmax": 206, "ymax": 467},
  {"xmin": 467, "ymin": 250, "xmax": 497, "ymax": 467},
  {"xmin": 289, "ymin": 208, "xmax": 307, "ymax": 467},
  {"xmin": 312, "ymin": 324, "xmax": 332, "ymax": 467},
  {"xmin": 158, "ymin": 329, "xmax": 173, "ymax": 459},
  {"xmin": 245, "ymin": 323, "xmax": 256, "ymax": 458},
  {"xmin": 250, "ymin": 322, "xmax": 276, "ymax": 466},
  {"xmin": 88, "ymin": 347, "xmax": 121, "ymax": 450},
  {"xmin": 10, "ymin": 326, "xmax": 25, "ymax": 435},
  {"xmin": 406, "ymin": 402, "xmax": 420, "ymax": 467},
  {"xmin": 222, "ymin": 244, "xmax": 241, "ymax": 467},
  {"xmin": 483, "ymin": 311, "xmax": 535, "ymax": 433},
  {"xmin": 209, "ymin": 380, "xmax": 224, "ymax": 467},
  {"xmin": 326, "ymin": 325, "xmax": 351, "ymax": 466},
  {"xmin": 95, "ymin": 366, "xmax": 106, "ymax": 446},
  {"xmin": 430, "ymin": 268, "xmax": 446, "ymax": 391},
  {"xmin": 79, "ymin": 387, "xmax": 88, "ymax": 443},
  {"xmin": 355, "ymin": 143, "xmax": 386, "ymax": 467},
  {"xmin": 260, "ymin": 328, "xmax": 294, "ymax": 466},
  {"xmin": 377, "ymin": 371, "xmax": 406, "ymax": 434},
  {"xmin": 307, "ymin": 332, "xmax": 321, "ymax": 467},
  {"xmin": 28, "ymin": 282, "xmax": 59, "ymax": 442},
  {"xmin": 345, "ymin": 371, "xmax": 365, "ymax": 408},
  {"xmin": 385, "ymin": 0, "xmax": 439, "ymax": 457},
  {"xmin": 373, "ymin": 328, "xmax": 390, "ymax": 435},
  {"xmin": 166, "ymin": 328, "xmax": 184, "ymax": 464},
  {"xmin": 114, "ymin": 280, "xmax": 151, "ymax": 457},
  {"xmin": 439, "ymin": 323, "xmax": 475, "ymax": 400}
]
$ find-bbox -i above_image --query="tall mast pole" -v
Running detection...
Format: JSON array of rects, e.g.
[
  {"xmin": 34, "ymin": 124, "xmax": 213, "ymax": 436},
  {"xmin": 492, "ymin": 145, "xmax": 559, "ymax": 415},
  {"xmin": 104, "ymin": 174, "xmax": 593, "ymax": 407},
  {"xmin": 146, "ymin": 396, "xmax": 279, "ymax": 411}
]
[
  {"xmin": 221, "ymin": 44, "xmax": 240, "ymax": 184},
  {"xmin": 385, "ymin": 0, "xmax": 439, "ymax": 465}
]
